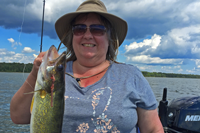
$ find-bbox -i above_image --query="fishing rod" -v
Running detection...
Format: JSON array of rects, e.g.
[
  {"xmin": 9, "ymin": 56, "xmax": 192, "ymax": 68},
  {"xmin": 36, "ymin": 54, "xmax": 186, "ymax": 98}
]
[{"xmin": 40, "ymin": 0, "xmax": 45, "ymax": 52}]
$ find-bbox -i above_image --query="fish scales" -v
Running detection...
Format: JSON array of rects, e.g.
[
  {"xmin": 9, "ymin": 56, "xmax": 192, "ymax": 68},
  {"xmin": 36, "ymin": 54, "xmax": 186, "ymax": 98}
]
[{"xmin": 30, "ymin": 45, "xmax": 66, "ymax": 133}]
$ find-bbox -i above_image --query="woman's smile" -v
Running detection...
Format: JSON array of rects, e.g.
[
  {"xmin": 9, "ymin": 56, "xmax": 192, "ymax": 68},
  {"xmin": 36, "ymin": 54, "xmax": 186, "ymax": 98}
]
[{"xmin": 82, "ymin": 43, "xmax": 96, "ymax": 47}]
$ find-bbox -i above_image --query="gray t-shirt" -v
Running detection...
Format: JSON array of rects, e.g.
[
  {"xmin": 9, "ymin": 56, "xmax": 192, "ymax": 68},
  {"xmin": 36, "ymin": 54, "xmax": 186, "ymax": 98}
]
[{"xmin": 62, "ymin": 61, "xmax": 157, "ymax": 133}]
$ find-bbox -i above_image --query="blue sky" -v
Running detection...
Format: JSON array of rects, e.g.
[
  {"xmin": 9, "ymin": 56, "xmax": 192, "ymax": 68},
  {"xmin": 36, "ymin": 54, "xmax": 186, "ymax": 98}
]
[{"xmin": 0, "ymin": 0, "xmax": 200, "ymax": 74}]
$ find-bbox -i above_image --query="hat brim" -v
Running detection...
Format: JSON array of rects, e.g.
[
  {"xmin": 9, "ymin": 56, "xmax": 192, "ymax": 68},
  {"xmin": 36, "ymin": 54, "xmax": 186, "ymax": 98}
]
[{"xmin": 55, "ymin": 11, "xmax": 127, "ymax": 46}]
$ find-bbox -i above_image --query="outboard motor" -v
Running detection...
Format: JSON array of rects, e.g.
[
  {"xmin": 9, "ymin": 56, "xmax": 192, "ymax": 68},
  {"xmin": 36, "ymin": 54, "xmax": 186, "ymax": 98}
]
[{"xmin": 159, "ymin": 88, "xmax": 200, "ymax": 133}]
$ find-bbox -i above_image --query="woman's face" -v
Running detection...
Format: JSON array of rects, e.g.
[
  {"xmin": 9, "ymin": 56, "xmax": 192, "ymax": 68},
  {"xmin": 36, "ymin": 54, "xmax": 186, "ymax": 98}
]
[{"xmin": 72, "ymin": 13, "xmax": 109, "ymax": 65}]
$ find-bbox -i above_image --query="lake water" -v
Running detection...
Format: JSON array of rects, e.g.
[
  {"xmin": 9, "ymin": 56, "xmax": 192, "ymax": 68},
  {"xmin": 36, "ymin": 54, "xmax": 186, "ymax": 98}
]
[{"xmin": 0, "ymin": 72, "xmax": 200, "ymax": 132}]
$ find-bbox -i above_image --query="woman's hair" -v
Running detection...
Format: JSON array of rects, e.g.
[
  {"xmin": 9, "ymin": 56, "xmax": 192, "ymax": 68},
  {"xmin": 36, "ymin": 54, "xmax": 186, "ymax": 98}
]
[{"xmin": 64, "ymin": 13, "xmax": 119, "ymax": 62}]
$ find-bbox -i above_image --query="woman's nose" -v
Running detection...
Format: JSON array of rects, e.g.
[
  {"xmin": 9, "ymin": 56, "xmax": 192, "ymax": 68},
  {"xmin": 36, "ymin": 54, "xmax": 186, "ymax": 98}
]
[{"xmin": 83, "ymin": 28, "xmax": 93, "ymax": 39}]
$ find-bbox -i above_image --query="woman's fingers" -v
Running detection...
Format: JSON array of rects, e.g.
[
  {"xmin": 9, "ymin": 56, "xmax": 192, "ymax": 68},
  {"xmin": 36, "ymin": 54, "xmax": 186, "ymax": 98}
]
[{"xmin": 31, "ymin": 52, "xmax": 46, "ymax": 78}]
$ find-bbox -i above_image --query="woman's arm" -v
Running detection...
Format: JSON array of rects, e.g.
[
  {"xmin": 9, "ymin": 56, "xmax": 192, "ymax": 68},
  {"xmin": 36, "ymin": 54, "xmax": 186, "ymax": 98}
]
[
  {"xmin": 137, "ymin": 107, "xmax": 164, "ymax": 133},
  {"xmin": 10, "ymin": 52, "xmax": 45, "ymax": 124}
]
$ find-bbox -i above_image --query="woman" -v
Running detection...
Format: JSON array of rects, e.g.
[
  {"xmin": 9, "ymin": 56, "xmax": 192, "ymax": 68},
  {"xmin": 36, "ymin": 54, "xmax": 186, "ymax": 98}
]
[{"xmin": 10, "ymin": 0, "xmax": 164, "ymax": 132}]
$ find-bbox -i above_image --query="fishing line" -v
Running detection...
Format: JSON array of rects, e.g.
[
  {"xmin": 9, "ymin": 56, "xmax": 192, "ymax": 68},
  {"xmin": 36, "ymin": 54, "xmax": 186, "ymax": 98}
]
[
  {"xmin": 19, "ymin": 0, "xmax": 34, "ymax": 89},
  {"xmin": 19, "ymin": 0, "xmax": 27, "ymax": 43},
  {"xmin": 23, "ymin": 64, "xmax": 34, "ymax": 90},
  {"xmin": 59, "ymin": 46, "xmax": 67, "ymax": 50}
]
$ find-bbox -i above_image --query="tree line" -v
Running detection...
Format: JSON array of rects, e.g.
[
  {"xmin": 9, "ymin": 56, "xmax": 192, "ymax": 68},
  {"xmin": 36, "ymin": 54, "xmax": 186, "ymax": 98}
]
[
  {"xmin": 0, "ymin": 62, "xmax": 33, "ymax": 73},
  {"xmin": 142, "ymin": 71, "xmax": 200, "ymax": 78},
  {"xmin": 0, "ymin": 62, "xmax": 200, "ymax": 78}
]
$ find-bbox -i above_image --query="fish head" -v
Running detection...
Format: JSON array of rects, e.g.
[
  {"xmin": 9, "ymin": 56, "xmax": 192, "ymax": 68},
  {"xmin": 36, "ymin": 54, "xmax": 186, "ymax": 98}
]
[{"xmin": 37, "ymin": 45, "xmax": 66, "ymax": 93}]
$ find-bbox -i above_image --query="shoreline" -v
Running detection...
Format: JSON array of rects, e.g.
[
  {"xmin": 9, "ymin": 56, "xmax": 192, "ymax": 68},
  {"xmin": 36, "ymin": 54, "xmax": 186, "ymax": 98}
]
[{"xmin": 1, "ymin": 71, "xmax": 200, "ymax": 79}]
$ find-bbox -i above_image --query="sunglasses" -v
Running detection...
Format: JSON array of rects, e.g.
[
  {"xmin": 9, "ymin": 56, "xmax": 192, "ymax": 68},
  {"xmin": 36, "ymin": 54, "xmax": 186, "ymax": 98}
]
[{"xmin": 72, "ymin": 24, "xmax": 106, "ymax": 36}]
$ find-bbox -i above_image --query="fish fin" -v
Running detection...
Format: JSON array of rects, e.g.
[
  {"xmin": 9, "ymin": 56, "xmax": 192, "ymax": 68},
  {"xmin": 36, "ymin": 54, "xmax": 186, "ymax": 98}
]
[
  {"xmin": 24, "ymin": 90, "xmax": 41, "ymax": 95},
  {"xmin": 40, "ymin": 90, "xmax": 46, "ymax": 98},
  {"xmin": 30, "ymin": 96, "xmax": 34, "ymax": 114}
]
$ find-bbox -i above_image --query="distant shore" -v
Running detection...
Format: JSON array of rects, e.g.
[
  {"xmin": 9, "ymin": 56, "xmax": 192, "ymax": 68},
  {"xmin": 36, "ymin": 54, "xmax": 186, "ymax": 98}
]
[
  {"xmin": 0, "ymin": 62, "xmax": 33, "ymax": 73},
  {"xmin": 1, "ymin": 62, "xmax": 200, "ymax": 78},
  {"xmin": 142, "ymin": 71, "xmax": 200, "ymax": 78}
]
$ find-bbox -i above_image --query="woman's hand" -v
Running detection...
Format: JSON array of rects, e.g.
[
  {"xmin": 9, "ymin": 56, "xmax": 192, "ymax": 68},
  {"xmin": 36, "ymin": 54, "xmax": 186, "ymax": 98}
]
[{"xmin": 30, "ymin": 52, "xmax": 46, "ymax": 78}]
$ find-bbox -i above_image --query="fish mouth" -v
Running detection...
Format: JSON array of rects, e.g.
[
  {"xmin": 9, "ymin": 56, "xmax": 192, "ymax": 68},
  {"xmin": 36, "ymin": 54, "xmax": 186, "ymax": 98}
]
[
  {"xmin": 82, "ymin": 44, "xmax": 96, "ymax": 47},
  {"xmin": 40, "ymin": 45, "xmax": 66, "ymax": 80},
  {"xmin": 47, "ymin": 45, "xmax": 66, "ymax": 66},
  {"xmin": 47, "ymin": 45, "xmax": 59, "ymax": 60}
]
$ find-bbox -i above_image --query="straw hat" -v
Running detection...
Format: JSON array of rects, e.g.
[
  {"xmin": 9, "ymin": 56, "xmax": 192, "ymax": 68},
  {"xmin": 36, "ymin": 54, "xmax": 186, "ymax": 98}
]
[{"xmin": 55, "ymin": 0, "xmax": 128, "ymax": 46}]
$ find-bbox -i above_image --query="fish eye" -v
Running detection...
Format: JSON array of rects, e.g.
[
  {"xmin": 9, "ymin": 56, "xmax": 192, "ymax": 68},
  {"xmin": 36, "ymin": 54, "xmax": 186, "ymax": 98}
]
[{"xmin": 57, "ymin": 64, "xmax": 63, "ymax": 71}]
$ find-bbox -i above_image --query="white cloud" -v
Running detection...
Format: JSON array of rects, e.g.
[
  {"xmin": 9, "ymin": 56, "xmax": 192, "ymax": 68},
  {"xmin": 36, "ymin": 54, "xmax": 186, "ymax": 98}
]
[
  {"xmin": 0, "ymin": 48, "xmax": 6, "ymax": 52},
  {"xmin": 33, "ymin": 54, "xmax": 38, "ymax": 58},
  {"xmin": 18, "ymin": 42, "xmax": 22, "ymax": 46},
  {"xmin": 193, "ymin": 59, "xmax": 200, "ymax": 68},
  {"xmin": 137, "ymin": 65, "xmax": 153, "ymax": 71},
  {"xmin": 26, "ymin": 0, "xmax": 83, "ymax": 23},
  {"xmin": 160, "ymin": 25, "xmax": 200, "ymax": 57},
  {"xmin": 127, "ymin": 55, "xmax": 183, "ymax": 65},
  {"xmin": 105, "ymin": 0, "xmax": 200, "ymax": 26},
  {"xmin": 0, "ymin": 49, "xmax": 15, "ymax": 56},
  {"xmin": 125, "ymin": 24, "xmax": 200, "ymax": 65},
  {"xmin": 168, "ymin": 25, "xmax": 200, "ymax": 46},
  {"xmin": 160, "ymin": 66, "xmax": 173, "ymax": 73},
  {"xmin": 7, "ymin": 38, "xmax": 22, "ymax": 48},
  {"xmin": 22, "ymin": 0, "xmax": 199, "ymax": 27},
  {"xmin": 125, "ymin": 34, "xmax": 161, "ymax": 52},
  {"xmin": 178, "ymin": 69, "xmax": 183, "ymax": 73},
  {"xmin": 22, "ymin": 47, "xmax": 35, "ymax": 53},
  {"xmin": 174, "ymin": 65, "xmax": 181, "ymax": 69},
  {"xmin": 186, "ymin": 67, "xmax": 199, "ymax": 74},
  {"xmin": 180, "ymin": 1, "xmax": 200, "ymax": 22},
  {"xmin": 7, "ymin": 38, "xmax": 15, "ymax": 43},
  {"xmin": 0, "ymin": 48, "xmax": 35, "ymax": 63}
]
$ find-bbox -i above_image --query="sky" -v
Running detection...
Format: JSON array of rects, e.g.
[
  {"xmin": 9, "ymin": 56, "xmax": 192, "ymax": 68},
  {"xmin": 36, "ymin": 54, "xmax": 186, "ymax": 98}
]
[{"xmin": 0, "ymin": 0, "xmax": 200, "ymax": 75}]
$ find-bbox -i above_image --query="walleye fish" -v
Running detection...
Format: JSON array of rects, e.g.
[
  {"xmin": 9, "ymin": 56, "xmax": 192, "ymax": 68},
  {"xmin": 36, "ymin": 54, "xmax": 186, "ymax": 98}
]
[{"xmin": 30, "ymin": 45, "xmax": 66, "ymax": 133}]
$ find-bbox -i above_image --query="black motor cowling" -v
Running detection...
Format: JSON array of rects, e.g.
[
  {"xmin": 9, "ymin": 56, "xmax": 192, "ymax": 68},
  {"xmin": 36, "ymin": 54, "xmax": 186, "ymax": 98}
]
[
  {"xmin": 159, "ymin": 88, "xmax": 200, "ymax": 133},
  {"xmin": 167, "ymin": 96, "xmax": 200, "ymax": 133}
]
